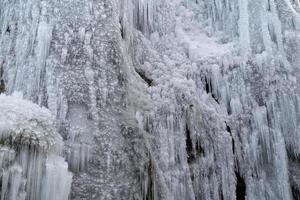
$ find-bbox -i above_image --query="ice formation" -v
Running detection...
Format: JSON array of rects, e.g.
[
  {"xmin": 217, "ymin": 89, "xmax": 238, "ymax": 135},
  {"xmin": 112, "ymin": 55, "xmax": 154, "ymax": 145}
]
[
  {"xmin": 0, "ymin": 94, "xmax": 72, "ymax": 200},
  {"xmin": 1, "ymin": 0, "xmax": 300, "ymax": 199}
]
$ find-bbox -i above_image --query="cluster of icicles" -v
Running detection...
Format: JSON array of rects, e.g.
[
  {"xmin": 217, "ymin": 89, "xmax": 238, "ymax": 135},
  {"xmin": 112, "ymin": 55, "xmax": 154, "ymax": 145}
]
[{"xmin": 118, "ymin": 0, "xmax": 300, "ymax": 200}]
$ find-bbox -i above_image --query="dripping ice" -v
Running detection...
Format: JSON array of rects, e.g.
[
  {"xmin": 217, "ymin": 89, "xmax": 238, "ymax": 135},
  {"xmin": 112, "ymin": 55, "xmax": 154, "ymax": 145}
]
[
  {"xmin": 119, "ymin": 0, "xmax": 300, "ymax": 199},
  {"xmin": 1, "ymin": 0, "xmax": 300, "ymax": 199}
]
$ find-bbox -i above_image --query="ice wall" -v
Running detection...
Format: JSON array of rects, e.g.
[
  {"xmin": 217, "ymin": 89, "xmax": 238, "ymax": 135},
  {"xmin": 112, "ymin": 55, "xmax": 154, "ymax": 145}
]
[
  {"xmin": 120, "ymin": 0, "xmax": 300, "ymax": 200},
  {"xmin": 0, "ymin": 0, "xmax": 149, "ymax": 199},
  {"xmin": 1, "ymin": 0, "xmax": 300, "ymax": 199}
]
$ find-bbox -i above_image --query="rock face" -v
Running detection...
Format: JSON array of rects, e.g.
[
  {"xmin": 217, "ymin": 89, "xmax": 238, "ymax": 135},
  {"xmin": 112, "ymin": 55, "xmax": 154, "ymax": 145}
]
[{"xmin": 1, "ymin": 0, "xmax": 300, "ymax": 199}]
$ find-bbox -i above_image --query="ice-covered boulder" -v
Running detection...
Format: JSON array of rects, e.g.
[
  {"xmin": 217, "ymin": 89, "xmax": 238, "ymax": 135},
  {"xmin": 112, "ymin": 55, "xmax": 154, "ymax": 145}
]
[
  {"xmin": 0, "ymin": 93, "xmax": 72, "ymax": 200},
  {"xmin": 0, "ymin": 93, "xmax": 62, "ymax": 150}
]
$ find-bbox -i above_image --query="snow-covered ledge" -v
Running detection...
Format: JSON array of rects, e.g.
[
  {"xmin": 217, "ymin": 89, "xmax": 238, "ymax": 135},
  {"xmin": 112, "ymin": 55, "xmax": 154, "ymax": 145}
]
[{"xmin": 0, "ymin": 93, "xmax": 72, "ymax": 200}]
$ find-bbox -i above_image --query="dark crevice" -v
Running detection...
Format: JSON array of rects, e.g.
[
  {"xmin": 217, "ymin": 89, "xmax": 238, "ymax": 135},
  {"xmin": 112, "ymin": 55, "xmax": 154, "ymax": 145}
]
[
  {"xmin": 212, "ymin": 93, "xmax": 220, "ymax": 104},
  {"xmin": 226, "ymin": 123, "xmax": 235, "ymax": 154},
  {"xmin": 227, "ymin": 99, "xmax": 232, "ymax": 115},
  {"xmin": 6, "ymin": 26, "xmax": 10, "ymax": 34},
  {"xmin": 0, "ymin": 80, "xmax": 5, "ymax": 94},
  {"xmin": 257, "ymin": 96, "xmax": 265, "ymax": 107},
  {"xmin": 0, "ymin": 66, "xmax": 3, "ymax": 80},
  {"xmin": 135, "ymin": 68, "xmax": 153, "ymax": 86},
  {"xmin": 146, "ymin": 160, "xmax": 155, "ymax": 200},
  {"xmin": 291, "ymin": 185, "xmax": 300, "ymax": 200},
  {"xmin": 266, "ymin": 107, "xmax": 272, "ymax": 127},
  {"xmin": 186, "ymin": 124, "xmax": 204, "ymax": 164},
  {"xmin": 287, "ymin": 149, "xmax": 300, "ymax": 163},
  {"xmin": 226, "ymin": 124, "xmax": 231, "ymax": 133},
  {"xmin": 204, "ymin": 76, "xmax": 211, "ymax": 93},
  {"xmin": 220, "ymin": 191, "xmax": 224, "ymax": 200},
  {"xmin": 119, "ymin": 18, "xmax": 125, "ymax": 39},
  {"xmin": 235, "ymin": 171, "xmax": 246, "ymax": 200},
  {"xmin": 186, "ymin": 124, "xmax": 194, "ymax": 163},
  {"xmin": 204, "ymin": 76, "xmax": 219, "ymax": 104}
]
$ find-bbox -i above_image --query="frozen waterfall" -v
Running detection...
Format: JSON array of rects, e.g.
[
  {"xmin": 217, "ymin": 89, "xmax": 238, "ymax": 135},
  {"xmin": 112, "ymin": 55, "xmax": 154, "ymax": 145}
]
[{"xmin": 1, "ymin": 0, "xmax": 300, "ymax": 199}]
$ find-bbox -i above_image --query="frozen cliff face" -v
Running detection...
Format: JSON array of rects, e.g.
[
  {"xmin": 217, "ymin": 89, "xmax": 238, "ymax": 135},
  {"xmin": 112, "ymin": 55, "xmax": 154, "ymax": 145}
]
[
  {"xmin": 120, "ymin": 0, "xmax": 300, "ymax": 200},
  {"xmin": 0, "ymin": 93, "xmax": 72, "ymax": 200},
  {"xmin": 0, "ymin": 0, "xmax": 147, "ymax": 199},
  {"xmin": 1, "ymin": 0, "xmax": 300, "ymax": 199}
]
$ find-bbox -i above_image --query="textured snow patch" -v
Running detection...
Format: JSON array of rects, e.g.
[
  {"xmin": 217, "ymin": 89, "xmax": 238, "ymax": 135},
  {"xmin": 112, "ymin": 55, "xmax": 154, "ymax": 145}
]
[
  {"xmin": 176, "ymin": 29, "xmax": 232, "ymax": 61},
  {"xmin": 175, "ymin": 5, "xmax": 233, "ymax": 62},
  {"xmin": 0, "ymin": 93, "xmax": 62, "ymax": 150},
  {"xmin": 0, "ymin": 93, "xmax": 72, "ymax": 200}
]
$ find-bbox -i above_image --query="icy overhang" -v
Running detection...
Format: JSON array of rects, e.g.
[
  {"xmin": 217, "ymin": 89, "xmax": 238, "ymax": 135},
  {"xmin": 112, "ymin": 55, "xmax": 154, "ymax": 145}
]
[{"xmin": 0, "ymin": 93, "xmax": 63, "ymax": 151}]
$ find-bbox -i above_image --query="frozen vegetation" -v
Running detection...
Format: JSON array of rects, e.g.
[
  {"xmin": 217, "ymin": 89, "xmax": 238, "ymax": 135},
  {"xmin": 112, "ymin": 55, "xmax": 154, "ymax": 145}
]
[{"xmin": 1, "ymin": 0, "xmax": 300, "ymax": 199}]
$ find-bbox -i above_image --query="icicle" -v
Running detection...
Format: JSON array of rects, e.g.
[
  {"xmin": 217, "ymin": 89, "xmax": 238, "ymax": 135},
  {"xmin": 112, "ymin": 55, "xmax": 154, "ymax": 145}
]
[
  {"xmin": 41, "ymin": 155, "xmax": 72, "ymax": 200},
  {"xmin": 67, "ymin": 143, "xmax": 90, "ymax": 173},
  {"xmin": 238, "ymin": 0, "xmax": 250, "ymax": 58}
]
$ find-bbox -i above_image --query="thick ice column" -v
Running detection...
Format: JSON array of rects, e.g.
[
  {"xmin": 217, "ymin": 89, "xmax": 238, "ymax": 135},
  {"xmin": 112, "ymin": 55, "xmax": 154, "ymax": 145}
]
[
  {"xmin": 0, "ymin": 1, "xmax": 53, "ymax": 102},
  {"xmin": 41, "ymin": 155, "xmax": 72, "ymax": 200},
  {"xmin": 242, "ymin": 106, "xmax": 291, "ymax": 200},
  {"xmin": 120, "ymin": 0, "xmax": 174, "ymax": 38},
  {"xmin": 66, "ymin": 105, "xmax": 93, "ymax": 173},
  {"xmin": 238, "ymin": 0, "xmax": 250, "ymax": 58}
]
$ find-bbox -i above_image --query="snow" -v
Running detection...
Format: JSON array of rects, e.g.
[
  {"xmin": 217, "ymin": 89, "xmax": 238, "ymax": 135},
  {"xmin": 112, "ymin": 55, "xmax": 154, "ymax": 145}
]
[
  {"xmin": 0, "ymin": 93, "xmax": 60, "ymax": 150},
  {"xmin": 119, "ymin": 0, "xmax": 300, "ymax": 199},
  {"xmin": 1, "ymin": 0, "xmax": 300, "ymax": 199},
  {"xmin": 0, "ymin": 93, "xmax": 72, "ymax": 200},
  {"xmin": 175, "ymin": 24, "xmax": 232, "ymax": 61}
]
